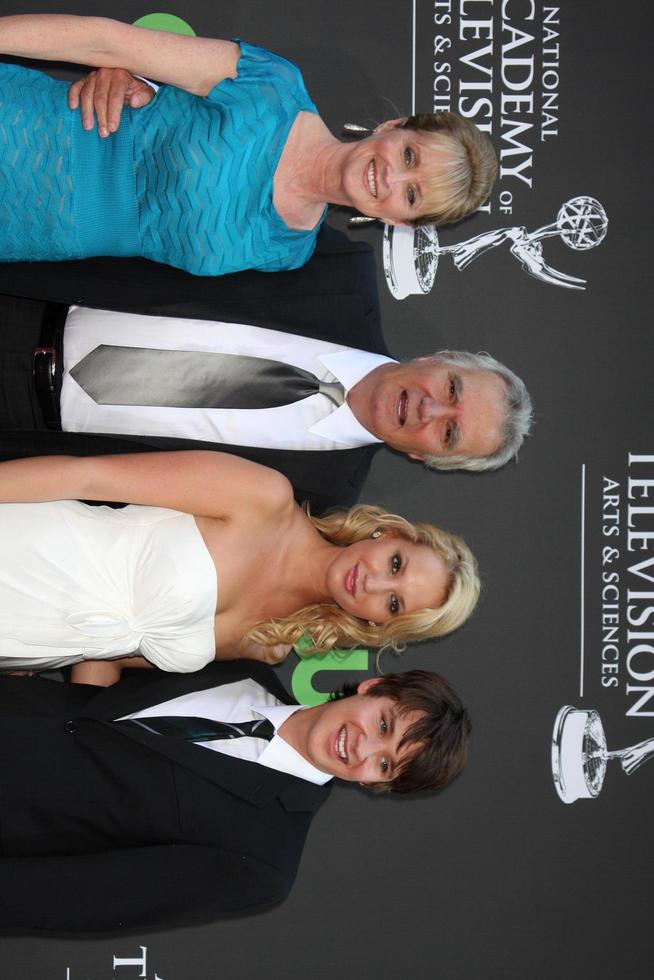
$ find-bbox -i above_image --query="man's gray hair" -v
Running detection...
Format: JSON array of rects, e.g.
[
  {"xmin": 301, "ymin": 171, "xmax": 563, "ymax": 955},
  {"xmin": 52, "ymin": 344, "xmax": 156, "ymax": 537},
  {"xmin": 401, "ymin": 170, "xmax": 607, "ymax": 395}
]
[{"xmin": 423, "ymin": 350, "xmax": 533, "ymax": 472}]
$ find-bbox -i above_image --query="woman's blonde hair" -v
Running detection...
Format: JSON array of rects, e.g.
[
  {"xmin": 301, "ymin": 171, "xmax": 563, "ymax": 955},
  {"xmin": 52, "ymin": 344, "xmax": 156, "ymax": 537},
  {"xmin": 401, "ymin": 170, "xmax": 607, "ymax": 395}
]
[
  {"xmin": 401, "ymin": 111, "xmax": 498, "ymax": 226},
  {"xmin": 244, "ymin": 504, "xmax": 479, "ymax": 662}
]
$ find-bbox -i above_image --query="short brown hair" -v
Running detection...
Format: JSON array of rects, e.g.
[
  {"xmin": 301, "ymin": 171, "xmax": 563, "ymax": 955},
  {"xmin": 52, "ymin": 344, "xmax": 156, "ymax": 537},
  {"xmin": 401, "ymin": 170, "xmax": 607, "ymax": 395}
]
[
  {"xmin": 400, "ymin": 112, "xmax": 497, "ymax": 225},
  {"xmin": 333, "ymin": 670, "xmax": 471, "ymax": 794}
]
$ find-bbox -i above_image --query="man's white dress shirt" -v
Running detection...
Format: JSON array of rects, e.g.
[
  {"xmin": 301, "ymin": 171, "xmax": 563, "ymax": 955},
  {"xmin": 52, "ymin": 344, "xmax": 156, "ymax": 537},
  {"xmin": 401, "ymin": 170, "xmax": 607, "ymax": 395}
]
[
  {"xmin": 122, "ymin": 677, "xmax": 331, "ymax": 785},
  {"xmin": 62, "ymin": 307, "xmax": 394, "ymax": 450}
]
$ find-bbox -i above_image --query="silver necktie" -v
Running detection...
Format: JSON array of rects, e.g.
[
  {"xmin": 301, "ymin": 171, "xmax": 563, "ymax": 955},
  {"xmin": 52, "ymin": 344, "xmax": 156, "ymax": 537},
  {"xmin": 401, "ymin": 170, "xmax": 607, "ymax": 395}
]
[{"xmin": 70, "ymin": 345, "xmax": 345, "ymax": 409}]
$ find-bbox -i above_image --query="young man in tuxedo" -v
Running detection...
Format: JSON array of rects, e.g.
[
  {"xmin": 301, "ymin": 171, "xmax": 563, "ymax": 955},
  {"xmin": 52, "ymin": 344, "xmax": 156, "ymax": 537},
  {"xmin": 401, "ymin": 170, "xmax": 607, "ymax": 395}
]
[{"xmin": 0, "ymin": 661, "xmax": 470, "ymax": 932}]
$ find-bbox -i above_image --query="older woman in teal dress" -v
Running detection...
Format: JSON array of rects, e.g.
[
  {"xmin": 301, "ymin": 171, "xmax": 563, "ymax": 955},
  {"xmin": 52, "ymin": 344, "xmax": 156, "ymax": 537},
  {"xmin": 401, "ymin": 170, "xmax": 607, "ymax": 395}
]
[{"xmin": 0, "ymin": 14, "xmax": 497, "ymax": 277}]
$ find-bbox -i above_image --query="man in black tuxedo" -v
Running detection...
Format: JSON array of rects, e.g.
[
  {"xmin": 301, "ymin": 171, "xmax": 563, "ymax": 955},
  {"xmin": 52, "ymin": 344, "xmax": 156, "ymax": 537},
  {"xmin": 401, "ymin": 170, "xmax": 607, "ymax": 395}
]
[
  {"xmin": 0, "ymin": 226, "xmax": 532, "ymax": 513},
  {"xmin": 0, "ymin": 661, "xmax": 470, "ymax": 932}
]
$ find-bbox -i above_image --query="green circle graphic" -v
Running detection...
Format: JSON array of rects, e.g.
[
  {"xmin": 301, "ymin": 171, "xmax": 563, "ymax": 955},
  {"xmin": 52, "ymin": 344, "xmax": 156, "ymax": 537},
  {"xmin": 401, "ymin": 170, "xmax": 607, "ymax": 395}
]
[{"xmin": 133, "ymin": 13, "xmax": 196, "ymax": 36}]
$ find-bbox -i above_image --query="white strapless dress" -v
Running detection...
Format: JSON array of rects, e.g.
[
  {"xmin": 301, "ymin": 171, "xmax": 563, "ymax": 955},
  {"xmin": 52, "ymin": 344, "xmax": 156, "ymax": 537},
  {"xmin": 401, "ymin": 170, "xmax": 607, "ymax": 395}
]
[{"xmin": 0, "ymin": 501, "xmax": 218, "ymax": 672}]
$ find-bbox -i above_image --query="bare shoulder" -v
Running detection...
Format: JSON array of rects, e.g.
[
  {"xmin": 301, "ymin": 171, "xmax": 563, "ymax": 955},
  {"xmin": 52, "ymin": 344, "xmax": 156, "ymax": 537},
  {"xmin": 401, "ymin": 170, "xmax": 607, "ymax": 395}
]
[
  {"xmin": 192, "ymin": 451, "xmax": 295, "ymax": 520},
  {"xmin": 258, "ymin": 466, "xmax": 295, "ymax": 511}
]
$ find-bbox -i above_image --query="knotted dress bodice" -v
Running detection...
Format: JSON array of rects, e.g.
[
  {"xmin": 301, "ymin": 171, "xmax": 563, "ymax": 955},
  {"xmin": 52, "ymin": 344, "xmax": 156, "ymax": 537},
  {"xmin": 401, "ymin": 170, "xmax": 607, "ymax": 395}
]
[{"xmin": 0, "ymin": 501, "xmax": 217, "ymax": 672}]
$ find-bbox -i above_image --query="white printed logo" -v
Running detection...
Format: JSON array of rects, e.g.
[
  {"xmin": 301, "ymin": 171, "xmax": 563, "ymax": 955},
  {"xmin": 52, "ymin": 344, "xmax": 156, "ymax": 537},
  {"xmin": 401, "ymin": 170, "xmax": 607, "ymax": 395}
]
[
  {"xmin": 551, "ymin": 705, "xmax": 654, "ymax": 804},
  {"xmin": 383, "ymin": 197, "xmax": 608, "ymax": 299}
]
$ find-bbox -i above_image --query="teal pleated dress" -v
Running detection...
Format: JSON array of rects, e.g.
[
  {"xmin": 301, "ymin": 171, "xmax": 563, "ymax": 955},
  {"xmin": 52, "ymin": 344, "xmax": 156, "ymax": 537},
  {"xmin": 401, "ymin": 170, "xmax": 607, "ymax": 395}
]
[{"xmin": 0, "ymin": 42, "xmax": 325, "ymax": 276}]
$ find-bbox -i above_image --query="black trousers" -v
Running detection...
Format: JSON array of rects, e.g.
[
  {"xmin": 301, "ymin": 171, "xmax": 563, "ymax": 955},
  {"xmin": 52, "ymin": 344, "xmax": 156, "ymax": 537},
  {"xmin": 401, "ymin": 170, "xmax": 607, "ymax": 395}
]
[{"xmin": 0, "ymin": 293, "xmax": 50, "ymax": 429}]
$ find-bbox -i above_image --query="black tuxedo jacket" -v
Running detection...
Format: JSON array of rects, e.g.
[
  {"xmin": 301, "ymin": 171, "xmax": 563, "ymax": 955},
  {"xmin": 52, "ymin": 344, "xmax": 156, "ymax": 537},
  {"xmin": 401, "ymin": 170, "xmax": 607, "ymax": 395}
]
[
  {"xmin": 0, "ymin": 225, "xmax": 390, "ymax": 511},
  {"xmin": 0, "ymin": 661, "xmax": 331, "ymax": 933}
]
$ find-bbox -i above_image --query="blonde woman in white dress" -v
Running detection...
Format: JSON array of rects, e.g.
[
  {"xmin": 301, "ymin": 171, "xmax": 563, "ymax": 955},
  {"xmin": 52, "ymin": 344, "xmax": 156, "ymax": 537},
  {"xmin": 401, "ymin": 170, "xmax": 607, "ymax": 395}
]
[{"xmin": 0, "ymin": 451, "xmax": 479, "ymax": 679}]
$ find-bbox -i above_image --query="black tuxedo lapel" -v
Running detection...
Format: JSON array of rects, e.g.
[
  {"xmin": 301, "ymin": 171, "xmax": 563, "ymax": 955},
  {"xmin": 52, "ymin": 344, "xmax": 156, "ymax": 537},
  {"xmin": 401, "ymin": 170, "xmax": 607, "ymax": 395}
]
[
  {"xmin": 0, "ymin": 225, "xmax": 383, "ymax": 338},
  {"xmin": 95, "ymin": 723, "xmax": 330, "ymax": 813},
  {"xmin": 81, "ymin": 661, "xmax": 331, "ymax": 813},
  {"xmin": 142, "ymin": 292, "xmax": 388, "ymax": 353}
]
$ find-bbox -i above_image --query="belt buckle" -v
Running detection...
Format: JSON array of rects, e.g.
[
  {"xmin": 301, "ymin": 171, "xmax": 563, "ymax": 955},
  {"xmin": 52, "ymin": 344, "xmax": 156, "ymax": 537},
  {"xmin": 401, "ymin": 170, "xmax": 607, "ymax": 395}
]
[{"xmin": 33, "ymin": 346, "xmax": 56, "ymax": 390}]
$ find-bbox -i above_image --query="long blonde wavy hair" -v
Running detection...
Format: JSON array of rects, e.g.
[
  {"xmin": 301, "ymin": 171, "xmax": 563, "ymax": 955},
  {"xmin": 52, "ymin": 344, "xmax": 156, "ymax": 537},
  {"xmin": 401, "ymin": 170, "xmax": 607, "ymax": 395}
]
[{"xmin": 244, "ymin": 504, "xmax": 480, "ymax": 662}]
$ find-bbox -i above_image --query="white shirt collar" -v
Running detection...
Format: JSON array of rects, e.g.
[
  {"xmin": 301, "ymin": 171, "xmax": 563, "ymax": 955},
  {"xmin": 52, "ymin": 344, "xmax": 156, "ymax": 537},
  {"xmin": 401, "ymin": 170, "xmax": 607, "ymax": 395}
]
[
  {"xmin": 253, "ymin": 703, "xmax": 332, "ymax": 786},
  {"xmin": 309, "ymin": 349, "xmax": 395, "ymax": 446}
]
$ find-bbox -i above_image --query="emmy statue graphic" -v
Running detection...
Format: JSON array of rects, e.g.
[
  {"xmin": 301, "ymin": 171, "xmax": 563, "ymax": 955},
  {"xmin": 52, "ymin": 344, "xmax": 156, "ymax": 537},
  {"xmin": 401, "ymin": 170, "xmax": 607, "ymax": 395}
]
[
  {"xmin": 383, "ymin": 196, "xmax": 609, "ymax": 300},
  {"xmin": 551, "ymin": 705, "xmax": 654, "ymax": 804}
]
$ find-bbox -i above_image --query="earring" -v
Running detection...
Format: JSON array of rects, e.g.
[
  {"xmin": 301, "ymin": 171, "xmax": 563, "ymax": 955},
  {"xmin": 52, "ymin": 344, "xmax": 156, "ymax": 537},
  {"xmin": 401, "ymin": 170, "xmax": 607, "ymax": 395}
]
[
  {"xmin": 342, "ymin": 122, "xmax": 373, "ymax": 138},
  {"xmin": 371, "ymin": 530, "xmax": 382, "ymax": 539},
  {"xmin": 368, "ymin": 621, "xmax": 376, "ymax": 628},
  {"xmin": 343, "ymin": 122, "xmax": 377, "ymax": 227}
]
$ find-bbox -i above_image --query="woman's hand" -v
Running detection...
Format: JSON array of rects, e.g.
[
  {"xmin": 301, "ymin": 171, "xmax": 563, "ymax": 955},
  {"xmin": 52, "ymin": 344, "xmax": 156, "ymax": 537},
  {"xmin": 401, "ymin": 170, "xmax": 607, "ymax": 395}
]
[
  {"xmin": 69, "ymin": 68, "xmax": 155, "ymax": 137},
  {"xmin": 237, "ymin": 640, "xmax": 293, "ymax": 664}
]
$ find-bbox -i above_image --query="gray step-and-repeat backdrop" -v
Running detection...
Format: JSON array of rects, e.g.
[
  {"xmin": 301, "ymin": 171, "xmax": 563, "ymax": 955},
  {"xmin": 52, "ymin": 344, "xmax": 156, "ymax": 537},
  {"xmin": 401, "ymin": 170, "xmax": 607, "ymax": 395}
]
[{"xmin": 1, "ymin": 1, "xmax": 652, "ymax": 978}]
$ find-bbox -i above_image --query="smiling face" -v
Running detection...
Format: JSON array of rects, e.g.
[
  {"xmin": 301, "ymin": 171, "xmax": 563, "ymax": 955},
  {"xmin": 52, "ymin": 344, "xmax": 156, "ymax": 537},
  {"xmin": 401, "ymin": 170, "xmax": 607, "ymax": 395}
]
[
  {"xmin": 292, "ymin": 679, "xmax": 425, "ymax": 784},
  {"xmin": 347, "ymin": 357, "xmax": 507, "ymax": 462},
  {"xmin": 325, "ymin": 534, "xmax": 448, "ymax": 625},
  {"xmin": 339, "ymin": 121, "xmax": 455, "ymax": 225}
]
